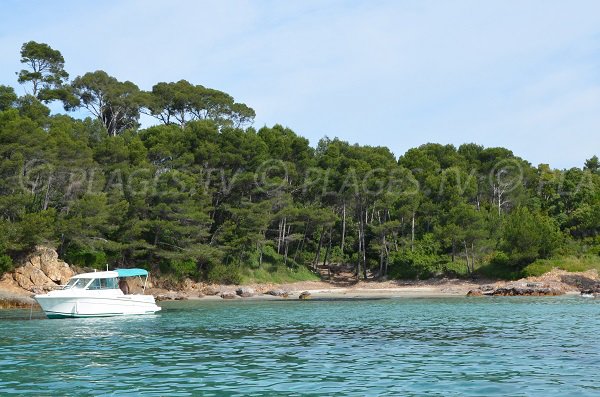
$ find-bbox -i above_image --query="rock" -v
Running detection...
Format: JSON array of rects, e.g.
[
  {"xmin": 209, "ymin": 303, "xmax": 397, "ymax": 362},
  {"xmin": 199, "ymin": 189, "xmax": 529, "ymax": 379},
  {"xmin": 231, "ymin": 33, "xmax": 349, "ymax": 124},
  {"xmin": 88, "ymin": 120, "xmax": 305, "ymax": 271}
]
[
  {"xmin": 14, "ymin": 263, "xmax": 55, "ymax": 291},
  {"xmin": 299, "ymin": 291, "xmax": 311, "ymax": 300},
  {"xmin": 466, "ymin": 281, "xmax": 564, "ymax": 297},
  {"xmin": 202, "ymin": 286, "xmax": 220, "ymax": 296},
  {"xmin": 13, "ymin": 271, "xmax": 34, "ymax": 291},
  {"xmin": 29, "ymin": 267, "xmax": 54, "ymax": 288},
  {"xmin": 489, "ymin": 284, "xmax": 563, "ymax": 296},
  {"xmin": 236, "ymin": 287, "xmax": 255, "ymax": 298},
  {"xmin": 155, "ymin": 292, "xmax": 188, "ymax": 301},
  {"xmin": 21, "ymin": 246, "xmax": 74, "ymax": 286},
  {"xmin": 267, "ymin": 289, "xmax": 289, "ymax": 298},
  {"xmin": 220, "ymin": 291, "xmax": 237, "ymax": 299},
  {"xmin": 581, "ymin": 289, "xmax": 598, "ymax": 297},
  {"xmin": 466, "ymin": 289, "xmax": 483, "ymax": 296}
]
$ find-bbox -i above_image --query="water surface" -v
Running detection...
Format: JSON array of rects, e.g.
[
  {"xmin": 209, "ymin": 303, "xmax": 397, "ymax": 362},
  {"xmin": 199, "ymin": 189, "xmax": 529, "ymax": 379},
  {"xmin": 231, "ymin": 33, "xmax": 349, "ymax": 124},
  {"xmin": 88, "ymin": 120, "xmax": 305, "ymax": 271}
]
[{"xmin": 1, "ymin": 297, "xmax": 599, "ymax": 396}]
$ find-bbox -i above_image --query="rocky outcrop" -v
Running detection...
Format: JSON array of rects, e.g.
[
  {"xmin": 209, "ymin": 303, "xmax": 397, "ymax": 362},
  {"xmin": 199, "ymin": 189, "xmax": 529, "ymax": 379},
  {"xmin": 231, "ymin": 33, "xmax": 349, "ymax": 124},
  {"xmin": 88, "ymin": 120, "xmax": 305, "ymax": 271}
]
[
  {"xmin": 236, "ymin": 287, "xmax": 255, "ymax": 297},
  {"xmin": 466, "ymin": 282, "xmax": 564, "ymax": 297},
  {"xmin": 8, "ymin": 246, "xmax": 75, "ymax": 293},
  {"xmin": 299, "ymin": 291, "xmax": 311, "ymax": 300},
  {"xmin": 580, "ymin": 283, "xmax": 600, "ymax": 297}
]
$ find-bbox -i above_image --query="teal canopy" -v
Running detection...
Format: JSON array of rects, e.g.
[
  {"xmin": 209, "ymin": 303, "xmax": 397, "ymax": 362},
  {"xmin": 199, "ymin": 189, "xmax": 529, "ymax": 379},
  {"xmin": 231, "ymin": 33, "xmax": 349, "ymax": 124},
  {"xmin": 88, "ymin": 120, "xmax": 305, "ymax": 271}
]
[{"xmin": 115, "ymin": 268, "xmax": 148, "ymax": 277}]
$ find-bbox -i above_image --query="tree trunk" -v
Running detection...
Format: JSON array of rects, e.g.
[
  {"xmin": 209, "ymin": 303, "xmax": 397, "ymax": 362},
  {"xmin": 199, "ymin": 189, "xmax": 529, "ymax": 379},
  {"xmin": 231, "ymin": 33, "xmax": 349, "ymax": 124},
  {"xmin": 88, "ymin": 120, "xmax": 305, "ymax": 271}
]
[
  {"xmin": 356, "ymin": 223, "xmax": 362, "ymax": 279},
  {"xmin": 411, "ymin": 211, "xmax": 415, "ymax": 252},
  {"xmin": 341, "ymin": 201, "xmax": 346, "ymax": 255},
  {"xmin": 42, "ymin": 175, "xmax": 53, "ymax": 211},
  {"xmin": 284, "ymin": 224, "xmax": 291, "ymax": 266},
  {"xmin": 323, "ymin": 228, "xmax": 333, "ymax": 280},
  {"xmin": 463, "ymin": 240, "xmax": 471, "ymax": 274},
  {"xmin": 277, "ymin": 218, "xmax": 283, "ymax": 254},
  {"xmin": 313, "ymin": 226, "xmax": 325, "ymax": 270},
  {"xmin": 294, "ymin": 222, "xmax": 309, "ymax": 262},
  {"xmin": 361, "ymin": 205, "xmax": 368, "ymax": 280}
]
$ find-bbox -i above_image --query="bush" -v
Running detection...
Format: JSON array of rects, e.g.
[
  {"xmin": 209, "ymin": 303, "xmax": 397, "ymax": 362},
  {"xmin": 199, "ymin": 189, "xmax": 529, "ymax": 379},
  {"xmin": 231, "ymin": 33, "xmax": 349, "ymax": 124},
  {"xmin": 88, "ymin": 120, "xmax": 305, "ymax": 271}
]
[
  {"xmin": 522, "ymin": 256, "xmax": 600, "ymax": 277},
  {"xmin": 388, "ymin": 234, "xmax": 443, "ymax": 279},
  {"xmin": 489, "ymin": 251, "xmax": 510, "ymax": 267},
  {"xmin": 0, "ymin": 253, "xmax": 13, "ymax": 275},
  {"xmin": 500, "ymin": 207, "xmax": 562, "ymax": 268},
  {"xmin": 476, "ymin": 251, "xmax": 522, "ymax": 279},
  {"xmin": 170, "ymin": 259, "xmax": 198, "ymax": 279},
  {"xmin": 388, "ymin": 250, "xmax": 440, "ymax": 279},
  {"xmin": 64, "ymin": 248, "xmax": 107, "ymax": 270},
  {"xmin": 206, "ymin": 263, "xmax": 242, "ymax": 284}
]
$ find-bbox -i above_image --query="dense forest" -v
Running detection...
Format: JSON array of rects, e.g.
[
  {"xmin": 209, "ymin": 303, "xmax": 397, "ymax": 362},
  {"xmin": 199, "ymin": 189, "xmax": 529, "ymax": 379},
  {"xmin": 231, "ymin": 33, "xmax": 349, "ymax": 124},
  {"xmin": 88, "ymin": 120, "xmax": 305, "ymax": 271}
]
[{"xmin": 0, "ymin": 41, "xmax": 599, "ymax": 283}]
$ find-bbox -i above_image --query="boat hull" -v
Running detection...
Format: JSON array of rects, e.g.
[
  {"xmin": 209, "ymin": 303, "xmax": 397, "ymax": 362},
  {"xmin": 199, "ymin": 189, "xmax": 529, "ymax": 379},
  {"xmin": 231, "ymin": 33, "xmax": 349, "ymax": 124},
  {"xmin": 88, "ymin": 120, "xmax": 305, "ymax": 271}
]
[{"xmin": 35, "ymin": 295, "xmax": 161, "ymax": 318}]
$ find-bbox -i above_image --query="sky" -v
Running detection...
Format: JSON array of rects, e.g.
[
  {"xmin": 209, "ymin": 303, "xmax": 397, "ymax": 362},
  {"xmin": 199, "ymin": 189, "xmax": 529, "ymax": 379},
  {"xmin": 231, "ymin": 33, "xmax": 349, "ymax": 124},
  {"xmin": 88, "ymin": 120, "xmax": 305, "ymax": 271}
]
[{"xmin": 1, "ymin": 0, "xmax": 599, "ymax": 169}]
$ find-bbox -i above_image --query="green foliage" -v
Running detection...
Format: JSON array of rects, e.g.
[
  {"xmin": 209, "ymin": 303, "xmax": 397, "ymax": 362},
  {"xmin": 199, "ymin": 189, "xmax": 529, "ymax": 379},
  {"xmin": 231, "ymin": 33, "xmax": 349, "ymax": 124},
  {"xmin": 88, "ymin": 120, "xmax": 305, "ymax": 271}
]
[
  {"xmin": 17, "ymin": 41, "xmax": 69, "ymax": 100},
  {"xmin": 388, "ymin": 234, "xmax": 443, "ymax": 279},
  {"xmin": 0, "ymin": 85, "xmax": 17, "ymax": 111},
  {"xmin": 240, "ymin": 263, "xmax": 319, "ymax": 284},
  {"xmin": 500, "ymin": 207, "xmax": 562, "ymax": 267},
  {"xmin": 168, "ymin": 259, "xmax": 198, "ymax": 279},
  {"xmin": 206, "ymin": 263, "xmax": 242, "ymax": 285},
  {"xmin": 0, "ymin": 252, "xmax": 13, "ymax": 274},
  {"xmin": 67, "ymin": 70, "xmax": 142, "ymax": 136},
  {"xmin": 1, "ymin": 41, "xmax": 599, "ymax": 283},
  {"xmin": 522, "ymin": 256, "xmax": 600, "ymax": 277},
  {"xmin": 64, "ymin": 248, "xmax": 107, "ymax": 270},
  {"xmin": 142, "ymin": 80, "xmax": 255, "ymax": 129}
]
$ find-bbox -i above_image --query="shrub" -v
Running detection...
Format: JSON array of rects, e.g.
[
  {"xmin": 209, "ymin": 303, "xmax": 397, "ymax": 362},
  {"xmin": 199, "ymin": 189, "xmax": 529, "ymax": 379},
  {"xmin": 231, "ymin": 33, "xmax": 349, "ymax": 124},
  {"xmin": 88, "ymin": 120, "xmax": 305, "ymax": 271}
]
[
  {"xmin": 206, "ymin": 263, "xmax": 242, "ymax": 284},
  {"xmin": 64, "ymin": 248, "xmax": 107, "ymax": 270},
  {"xmin": 0, "ymin": 253, "xmax": 13, "ymax": 275},
  {"xmin": 170, "ymin": 259, "xmax": 198, "ymax": 279},
  {"xmin": 388, "ymin": 250, "xmax": 440, "ymax": 279}
]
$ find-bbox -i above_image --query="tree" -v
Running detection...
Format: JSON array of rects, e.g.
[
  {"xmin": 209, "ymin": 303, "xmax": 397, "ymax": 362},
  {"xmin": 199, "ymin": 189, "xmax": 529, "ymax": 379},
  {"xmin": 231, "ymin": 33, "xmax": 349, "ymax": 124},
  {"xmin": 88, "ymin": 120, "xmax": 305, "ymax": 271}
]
[
  {"xmin": 67, "ymin": 71, "xmax": 142, "ymax": 136},
  {"xmin": 17, "ymin": 41, "xmax": 69, "ymax": 100},
  {"xmin": 501, "ymin": 207, "xmax": 561, "ymax": 266},
  {"xmin": 142, "ymin": 80, "xmax": 255, "ymax": 129},
  {"xmin": 584, "ymin": 155, "xmax": 599, "ymax": 174},
  {"xmin": 0, "ymin": 85, "xmax": 17, "ymax": 111}
]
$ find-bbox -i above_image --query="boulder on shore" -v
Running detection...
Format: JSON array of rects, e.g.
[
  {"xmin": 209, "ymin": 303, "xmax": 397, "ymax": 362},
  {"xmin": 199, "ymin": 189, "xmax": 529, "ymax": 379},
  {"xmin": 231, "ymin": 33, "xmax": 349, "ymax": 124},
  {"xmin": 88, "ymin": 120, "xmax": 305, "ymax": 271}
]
[
  {"xmin": 266, "ymin": 289, "xmax": 289, "ymax": 298},
  {"xmin": 299, "ymin": 291, "xmax": 311, "ymax": 300},
  {"xmin": 236, "ymin": 287, "xmax": 255, "ymax": 298},
  {"xmin": 466, "ymin": 282, "xmax": 564, "ymax": 297},
  {"xmin": 220, "ymin": 291, "xmax": 237, "ymax": 299}
]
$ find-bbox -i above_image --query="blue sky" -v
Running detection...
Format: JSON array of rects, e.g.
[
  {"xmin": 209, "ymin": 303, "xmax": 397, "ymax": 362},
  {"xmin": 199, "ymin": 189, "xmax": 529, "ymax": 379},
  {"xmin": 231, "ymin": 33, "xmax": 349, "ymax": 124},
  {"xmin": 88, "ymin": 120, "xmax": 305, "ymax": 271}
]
[{"xmin": 1, "ymin": 0, "xmax": 599, "ymax": 169}]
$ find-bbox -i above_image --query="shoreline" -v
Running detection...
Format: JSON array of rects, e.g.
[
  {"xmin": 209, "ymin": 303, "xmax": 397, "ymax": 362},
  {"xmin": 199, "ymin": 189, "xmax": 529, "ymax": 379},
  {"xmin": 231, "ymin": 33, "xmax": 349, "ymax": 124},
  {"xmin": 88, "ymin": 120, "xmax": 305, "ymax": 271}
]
[{"xmin": 1, "ymin": 267, "xmax": 597, "ymax": 309}]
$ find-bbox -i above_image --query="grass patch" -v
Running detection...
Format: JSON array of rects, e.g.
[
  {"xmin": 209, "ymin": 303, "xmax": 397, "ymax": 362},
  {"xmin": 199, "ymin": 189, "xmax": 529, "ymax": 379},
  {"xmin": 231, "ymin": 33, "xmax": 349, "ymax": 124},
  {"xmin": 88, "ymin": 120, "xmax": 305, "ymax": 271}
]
[
  {"xmin": 239, "ymin": 264, "xmax": 320, "ymax": 284},
  {"xmin": 523, "ymin": 256, "xmax": 600, "ymax": 277}
]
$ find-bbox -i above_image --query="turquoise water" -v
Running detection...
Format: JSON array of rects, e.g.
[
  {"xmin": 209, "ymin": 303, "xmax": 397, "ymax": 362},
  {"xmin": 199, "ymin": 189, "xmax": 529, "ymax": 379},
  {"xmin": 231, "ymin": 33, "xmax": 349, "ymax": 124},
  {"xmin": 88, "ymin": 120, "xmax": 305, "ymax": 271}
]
[{"xmin": 1, "ymin": 297, "xmax": 600, "ymax": 396}]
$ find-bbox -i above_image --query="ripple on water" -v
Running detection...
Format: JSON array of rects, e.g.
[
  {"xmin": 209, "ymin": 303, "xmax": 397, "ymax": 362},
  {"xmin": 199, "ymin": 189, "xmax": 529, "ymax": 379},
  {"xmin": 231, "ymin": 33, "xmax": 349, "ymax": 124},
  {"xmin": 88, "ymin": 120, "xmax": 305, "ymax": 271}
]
[{"xmin": 1, "ymin": 296, "xmax": 600, "ymax": 396}]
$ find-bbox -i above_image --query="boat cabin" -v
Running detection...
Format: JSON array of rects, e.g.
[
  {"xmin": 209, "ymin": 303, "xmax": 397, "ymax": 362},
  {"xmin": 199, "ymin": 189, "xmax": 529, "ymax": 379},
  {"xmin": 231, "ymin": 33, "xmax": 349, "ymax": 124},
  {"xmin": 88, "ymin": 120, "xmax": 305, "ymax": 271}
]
[{"xmin": 62, "ymin": 269, "xmax": 149, "ymax": 293}]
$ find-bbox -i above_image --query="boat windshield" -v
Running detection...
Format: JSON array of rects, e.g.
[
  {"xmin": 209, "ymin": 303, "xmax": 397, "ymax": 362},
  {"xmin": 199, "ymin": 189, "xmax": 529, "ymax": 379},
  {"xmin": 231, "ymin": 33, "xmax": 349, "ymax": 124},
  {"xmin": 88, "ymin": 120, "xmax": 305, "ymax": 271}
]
[
  {"xmin": 87, "ymin": 278, "xmax": 119, "ymax": 290},
  {"xmin": 63, "ymin": 278, "xmax": 92, "ymax": 289}
]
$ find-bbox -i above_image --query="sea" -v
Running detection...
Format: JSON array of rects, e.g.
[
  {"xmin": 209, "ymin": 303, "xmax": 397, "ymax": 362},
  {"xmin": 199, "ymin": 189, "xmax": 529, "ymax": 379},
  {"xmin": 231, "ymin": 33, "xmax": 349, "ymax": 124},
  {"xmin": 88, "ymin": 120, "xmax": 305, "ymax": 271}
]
[{"xmin": 1, "ymin": 296, "xmax": 599, "ymax": 396}]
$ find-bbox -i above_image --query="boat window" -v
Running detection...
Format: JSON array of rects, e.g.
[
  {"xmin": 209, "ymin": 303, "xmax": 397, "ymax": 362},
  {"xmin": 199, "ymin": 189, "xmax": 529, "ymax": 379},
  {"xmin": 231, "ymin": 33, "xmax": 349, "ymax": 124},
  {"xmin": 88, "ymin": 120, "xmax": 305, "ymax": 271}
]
[
  {"xmin": 88, "ymin": 279, "xmax": 102, "ymax": 290},
  {"xmin": 105, "ymin": 278, "xmax": 119, "ymax": 289},
  {"xmin": 64, "ymin": 278, "xmax": 91, "ymax": 289},
  {"xmin": 86, "ymin": 278, "xmax": 119, "ymax": 290}
]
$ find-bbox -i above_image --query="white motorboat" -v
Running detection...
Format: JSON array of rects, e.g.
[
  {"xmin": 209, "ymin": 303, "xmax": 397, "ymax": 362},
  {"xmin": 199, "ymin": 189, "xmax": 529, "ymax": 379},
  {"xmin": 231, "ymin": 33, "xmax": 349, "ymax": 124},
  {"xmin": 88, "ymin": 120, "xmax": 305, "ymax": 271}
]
[{"xmin": 34, "ymin": 268, "xmax": 161, "ymax": 319}]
